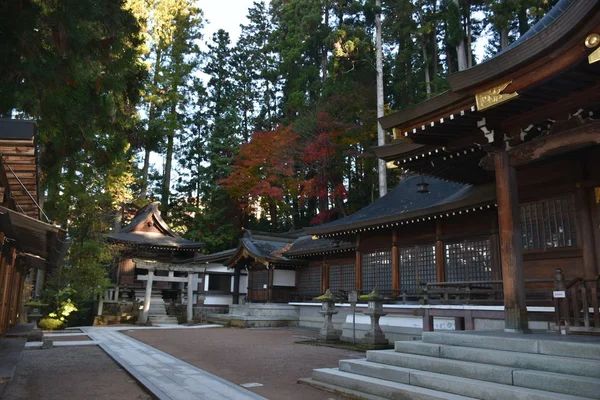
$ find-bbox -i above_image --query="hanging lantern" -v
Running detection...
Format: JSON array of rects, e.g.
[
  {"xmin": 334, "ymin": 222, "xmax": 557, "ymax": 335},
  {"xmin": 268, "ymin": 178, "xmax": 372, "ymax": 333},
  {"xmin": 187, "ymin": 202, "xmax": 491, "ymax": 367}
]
[{"xmin": 417, "ymin": 175, "xmax": 429, "ymax": 193}]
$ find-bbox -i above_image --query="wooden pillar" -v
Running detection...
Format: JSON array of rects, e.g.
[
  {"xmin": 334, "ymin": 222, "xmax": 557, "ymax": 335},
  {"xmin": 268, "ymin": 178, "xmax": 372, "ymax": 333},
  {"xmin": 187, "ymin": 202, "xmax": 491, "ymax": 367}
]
[
  {"xmin": 233, "ymin": 267, "xmax": 240, "ymax": 305},
  {"xmin": 355, "ymin": 235, "xmax": 362, "ymax": 291},
  {"xmin": 140, "ymin": 270, "xmax": 154, "ymax": 324},
  {"xmin": 435, "ymin": 220, "xmax": 445, "ymax": 282},
  {"xmin": 267, "ymin": 265, "xmax": 274, "ymax": 303},
  {"xmin": 576, "ymin": 186, "xmax": 598, "ymax": 279},
  {"xmin": 392, "ymin": 229, "xmax": 400, "ymax": 295},
  {"xmin": 495, "ymin": 151, "xmax": 529, "ymax": 333},
  {"xmin": 322, "ymin": 260, "xmax": 329, "ymax": 293},
  {"xmin": 247, "ymin": 268, "xmax": 253, "ymax": 303}
]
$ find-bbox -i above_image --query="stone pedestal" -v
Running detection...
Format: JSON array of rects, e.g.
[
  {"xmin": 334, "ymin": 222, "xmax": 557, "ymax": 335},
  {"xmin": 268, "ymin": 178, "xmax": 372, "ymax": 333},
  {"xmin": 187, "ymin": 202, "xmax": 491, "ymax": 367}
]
[
  {"xmin": 361, "ymin": 291, "xmax": 389, "ymax": 348},
  {"xmin": 316, "ymin": 290, "xmax": 340, "ymax": 341}
]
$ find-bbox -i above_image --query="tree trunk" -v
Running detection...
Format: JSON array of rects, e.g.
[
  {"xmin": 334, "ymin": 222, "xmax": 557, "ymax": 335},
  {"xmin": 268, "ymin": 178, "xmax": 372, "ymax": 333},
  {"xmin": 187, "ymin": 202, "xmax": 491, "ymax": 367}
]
[
  {"xmin": 500, "ymin": 28, "xmax": 509, "ymax": 50},
  {"xmin": 269, "ymin": 200, "xmax": 278, "ymax": 231},
  {"xmin": 162, "ymin": 132, "xmax": 173, "ymax": 213},
  {"xmin": 141, "ymin": 147, "xmax": 150, "ymax": 199},
  {"xmin": 454, "ymin": 0, "xmax": 468, "ymax": 71},
  {"xmin": 466, "ymin": 9, "xmax": 473, "ymax": 68},
  {"xmin": 321, "ymin": 1, "xmax": 329, "ymax": 82},
  {"xmin": 375, "ymin": 0, "xmax": 387, "ymax": 197}
]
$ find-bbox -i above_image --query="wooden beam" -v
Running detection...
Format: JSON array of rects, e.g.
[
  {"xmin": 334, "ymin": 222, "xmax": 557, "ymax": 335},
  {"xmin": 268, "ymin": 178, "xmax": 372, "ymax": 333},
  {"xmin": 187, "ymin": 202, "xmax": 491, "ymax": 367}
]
[
  {"xmin": 355, "ymin": 235, "xmax": 362, "ymax": 291},
  {"xmin": 501, "ymin": 83, "xmax": 600, "ymax": 135},
  {"xmin": 495, "ymin": 151, "xmax": 529, "ymax": 333},
  {"xmin": 481, "ymin": 121, "xmax": 600, "ymax": 170}
]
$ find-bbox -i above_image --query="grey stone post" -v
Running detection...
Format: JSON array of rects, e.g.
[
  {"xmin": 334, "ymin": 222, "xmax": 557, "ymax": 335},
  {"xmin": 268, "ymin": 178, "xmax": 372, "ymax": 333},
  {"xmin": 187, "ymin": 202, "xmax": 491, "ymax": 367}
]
[
  {"xmin": 315, "ymin": 289, "xmax": 340, "ymax": 341},
  {"xmin": 361, "ymin": 289, "xmax": 389, "ymax": 348},
  {"xmin": 187, "ymin": 273, "xmax": 196, "ymax": 325}
]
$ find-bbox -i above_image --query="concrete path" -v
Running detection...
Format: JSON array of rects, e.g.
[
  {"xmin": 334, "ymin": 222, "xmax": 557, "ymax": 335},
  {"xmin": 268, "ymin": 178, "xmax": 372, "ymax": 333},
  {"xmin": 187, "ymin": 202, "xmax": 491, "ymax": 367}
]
[{"xmin": 78, "ymin": 325, "xmax": 268, "ymax": 400}]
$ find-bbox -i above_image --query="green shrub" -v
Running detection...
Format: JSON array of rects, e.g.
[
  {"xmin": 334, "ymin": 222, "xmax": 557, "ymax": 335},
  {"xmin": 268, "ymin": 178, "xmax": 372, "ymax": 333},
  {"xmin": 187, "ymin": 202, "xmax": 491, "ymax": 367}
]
[{"xmin": 38, "ymin": 317, "xmax": 65, "ymax": 330}]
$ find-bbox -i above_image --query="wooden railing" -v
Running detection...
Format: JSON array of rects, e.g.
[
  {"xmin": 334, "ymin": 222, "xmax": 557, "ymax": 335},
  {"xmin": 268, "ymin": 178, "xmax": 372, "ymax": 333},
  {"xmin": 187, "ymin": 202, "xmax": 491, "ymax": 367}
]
[{"xmin": 553, "ymin": 269, "xmax": 600, "ymax": 333}]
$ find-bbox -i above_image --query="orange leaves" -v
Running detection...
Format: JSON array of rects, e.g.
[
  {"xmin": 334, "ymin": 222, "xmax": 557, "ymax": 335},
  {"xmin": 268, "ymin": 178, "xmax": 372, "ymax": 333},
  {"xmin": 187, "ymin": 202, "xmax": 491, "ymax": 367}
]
[{"xmin": 220, "ymin": 125, "xmax": 299, "ymax": 207}]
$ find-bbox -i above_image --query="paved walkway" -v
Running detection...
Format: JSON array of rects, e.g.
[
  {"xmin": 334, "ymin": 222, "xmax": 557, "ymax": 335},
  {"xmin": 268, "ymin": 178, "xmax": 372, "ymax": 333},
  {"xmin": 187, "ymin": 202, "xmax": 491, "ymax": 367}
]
[{"xmin": 78, "ymin": 325, "xmax": 267, "ymax": 400}]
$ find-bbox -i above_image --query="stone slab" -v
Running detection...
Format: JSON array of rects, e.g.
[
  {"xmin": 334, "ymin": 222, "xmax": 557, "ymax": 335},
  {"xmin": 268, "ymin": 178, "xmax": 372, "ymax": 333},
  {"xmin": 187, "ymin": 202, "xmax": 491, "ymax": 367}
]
[
  {"xmin": 298, "ymin": 377, "xmax": 390, "ymax": 400},
  {"xmin": 513, "ymin": 369, "xmax": 600, "ymax": 399},
  {"xmin": 395, "ymin": 341, "xmax": 441, "ymax": 357},
  {"xmin": 538, "ymin": 340, "xmax": 600, "ymax": 361},
  {"xmin": 367, "ymin": 349, "xmax": 515, "ymax": 385},
  {"xmin": 440, "ymin": 345, "xmax": 600, "ymax": 379},
  {"xmin": 339, "ymin": 359, "xmax": 411, "ymax": 384},
  {"xmin": 312, "ymin": 368, "xmax": 476, "ymax": 400},
  {"xmin": 409, "ymin": 370, "xmax": 589, "ymax": 400}
]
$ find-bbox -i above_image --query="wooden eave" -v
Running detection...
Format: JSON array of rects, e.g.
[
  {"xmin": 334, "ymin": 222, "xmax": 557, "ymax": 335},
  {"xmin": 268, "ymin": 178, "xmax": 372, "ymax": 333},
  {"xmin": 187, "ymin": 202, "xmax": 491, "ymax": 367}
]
[
  {"xmin": 223, "ymin": 241, "xmax": 305, "ymax": 268},
  {"xmin": 448, "ymin": 0, "xmax": 600, "ymax": 93},
  {"xmin": 378, "ymin": 0, "xmax": 600, "ymax": 144},
  {"xmin": 0, "ymin": 122, "xmax": 40, "ymax": 220}
]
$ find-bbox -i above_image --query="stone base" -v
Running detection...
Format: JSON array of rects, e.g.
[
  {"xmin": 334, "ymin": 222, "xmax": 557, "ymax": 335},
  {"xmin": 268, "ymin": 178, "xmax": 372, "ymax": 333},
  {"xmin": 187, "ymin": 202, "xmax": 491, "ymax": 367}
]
[{"xmin": 317, "ymin": 329, "xmax": 341, "ymax": 342}]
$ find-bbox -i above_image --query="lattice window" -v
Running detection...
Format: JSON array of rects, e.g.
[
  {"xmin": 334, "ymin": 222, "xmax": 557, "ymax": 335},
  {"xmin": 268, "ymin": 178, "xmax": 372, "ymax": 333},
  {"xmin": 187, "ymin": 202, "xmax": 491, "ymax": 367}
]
[
  {"xmin": 298, "ymin": 265, "xmax": 322, "ymax": 298},
  {"xmin": 399, "ymin": 244, "xmax": 436, "ymax": 294},
  {"xmin": 521, "ymin": 195, "xmax": 578, "ymax": 251},
  {"xmin": 362, "ymin": 250, "xmax": 392, "ymax": 292},
  {"xmin": 251, "ymin": 270, "xmax": 268, "ymax": 290},
  {"xmin": 329, "ymin": 263, "xmax": 355, "ymax": 296},
  {"xmin": 445, "ymin": 238, "xmax": 492, "ymax": 282}
]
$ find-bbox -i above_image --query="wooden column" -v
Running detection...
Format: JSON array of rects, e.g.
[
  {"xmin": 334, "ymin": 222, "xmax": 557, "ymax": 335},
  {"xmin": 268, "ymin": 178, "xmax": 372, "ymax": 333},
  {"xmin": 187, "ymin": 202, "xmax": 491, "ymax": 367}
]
[
  {"xmin": 355, "ymin": 235, "xmax": 362, "ymax": 291},
  {"xmin": 267, "ymin": 265, "xmax": 273, "ymax": 303},
  {"xmin": 140, "ymin": 270, "xmax": 154, "ymax": 324},
  {"xmin": 495, "ymin": 151, "xmax": 529, "ymax": 333},
  {"xmin": 233, "ymin": 267, "xmax": 240, "ymax": 305},
  {"xmin": 247, "ymin": 268, "xmax": 253, "ymax": 303},
  {"xmin": 576, "ymin": 186, "xmax": 598, "ymax": 279},
  {"xmin": 392, "ymin": 229, "xmax": 400, "ymax": 295},
  {"xmin": 322, "ymin": 260, "xmax": 329, "ymax": 293},
  {"xmin": 435, "ymin": 220, "xmax": 445, "ymax": 282}
]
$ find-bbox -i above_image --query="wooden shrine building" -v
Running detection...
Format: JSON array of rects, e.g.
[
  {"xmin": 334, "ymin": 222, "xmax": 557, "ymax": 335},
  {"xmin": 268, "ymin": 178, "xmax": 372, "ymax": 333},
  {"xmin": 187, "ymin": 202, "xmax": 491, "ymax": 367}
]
[
  {"xmin": 316, "ymin": 0, "xmax": 600, "ymax": 333},
  {"xmin": 108, "ymin": 202, "xmax": 204, "ymax": 301},
  {"xmin": 0, "ymin": 119, "xmax": 70, "ymax": 336}
]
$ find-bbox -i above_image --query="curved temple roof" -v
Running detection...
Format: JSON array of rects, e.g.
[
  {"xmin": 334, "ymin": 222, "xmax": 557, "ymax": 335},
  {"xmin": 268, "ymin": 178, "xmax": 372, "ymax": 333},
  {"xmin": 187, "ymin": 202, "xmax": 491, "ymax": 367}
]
[{"xmin": 108, "ymin": 202, "xmax": 203, "ymax": 251}]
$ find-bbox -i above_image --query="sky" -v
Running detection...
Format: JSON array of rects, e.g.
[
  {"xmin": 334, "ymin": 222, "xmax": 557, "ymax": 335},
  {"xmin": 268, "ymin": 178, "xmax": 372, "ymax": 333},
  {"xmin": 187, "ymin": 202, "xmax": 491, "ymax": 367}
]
[{"xmin": 198, "ymin": 0, "xmax": 262, "ymax": 44}]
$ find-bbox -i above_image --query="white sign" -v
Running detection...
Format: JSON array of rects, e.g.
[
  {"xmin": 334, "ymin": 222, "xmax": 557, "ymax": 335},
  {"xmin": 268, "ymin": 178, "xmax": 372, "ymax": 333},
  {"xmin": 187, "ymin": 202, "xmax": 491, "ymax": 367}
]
[{"xmin": 553, "ymin": 290, "xmax": 566, "ymax": 298}]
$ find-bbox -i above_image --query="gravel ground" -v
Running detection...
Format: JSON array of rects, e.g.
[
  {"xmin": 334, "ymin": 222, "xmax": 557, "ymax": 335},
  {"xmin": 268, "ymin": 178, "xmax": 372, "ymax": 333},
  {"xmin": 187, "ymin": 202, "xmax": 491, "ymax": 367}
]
[
  {"xmin": 0, "ymin": 346, "xmax": 152, "ymax": 400},
  {"xmin": 50, "ymin": 335, "xmax": 91, "ymax": 342},
  {"xmin": 126, "ymin": 327, "xmax": 363, "ymax": 400}
]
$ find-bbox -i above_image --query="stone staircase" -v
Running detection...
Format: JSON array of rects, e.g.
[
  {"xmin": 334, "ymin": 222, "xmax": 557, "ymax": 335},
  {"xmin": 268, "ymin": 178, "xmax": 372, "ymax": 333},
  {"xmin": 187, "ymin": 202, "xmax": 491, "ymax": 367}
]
[
  {"xmin": 300, "ymin": 331, "xmax": 600, "ymax": 399},
  {"xmin": 147, "ymin": 295, "xmax": 179, "ymax": 325}
]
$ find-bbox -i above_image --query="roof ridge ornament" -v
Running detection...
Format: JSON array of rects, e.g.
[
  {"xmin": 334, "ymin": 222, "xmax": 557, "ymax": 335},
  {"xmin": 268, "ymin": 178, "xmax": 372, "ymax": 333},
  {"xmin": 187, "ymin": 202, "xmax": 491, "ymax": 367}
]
[
  {"xmin": 585, "ymin": 33, "xmax": 600, "ymax": 64},
  {"xmin": 475, "ymin": 80, "xmax": 519, "ymax": 111}
]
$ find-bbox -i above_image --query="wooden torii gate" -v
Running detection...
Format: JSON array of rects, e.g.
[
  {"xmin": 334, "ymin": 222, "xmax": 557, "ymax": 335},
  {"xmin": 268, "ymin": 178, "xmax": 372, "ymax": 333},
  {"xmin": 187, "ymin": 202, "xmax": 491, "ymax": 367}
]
[{"xmin": 134, "ymin": 260, "xmax": 205, "ymax": 324}]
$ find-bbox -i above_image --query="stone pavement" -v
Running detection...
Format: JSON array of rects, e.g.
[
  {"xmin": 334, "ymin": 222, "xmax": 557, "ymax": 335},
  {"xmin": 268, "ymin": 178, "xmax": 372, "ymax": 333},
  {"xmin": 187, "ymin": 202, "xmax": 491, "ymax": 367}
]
[{"xmin": 79, "ymin": 325, "xmax": 268, "ymax": 400}]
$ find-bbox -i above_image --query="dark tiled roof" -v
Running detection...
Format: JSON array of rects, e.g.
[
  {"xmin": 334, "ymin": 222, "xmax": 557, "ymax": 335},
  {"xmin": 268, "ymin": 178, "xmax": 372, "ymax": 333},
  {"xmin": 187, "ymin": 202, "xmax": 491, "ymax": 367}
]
[
  {"xmin": 108, "ymin": 202, "xmax": 203, "ymax": 249},
  {"xmin": 224, "ymin": 230, "xmax": 306, "ymax": 267},
  {"xmin": 284, "ymin": 235, "xmax": 354, "ymax": 257},
  {"xmin": 503, "ymin": 0, "xmax": 576, "ymax": 52},
  {"xmin": 306, "ymin": 175, "xmax": 495, "ymax": 235}
]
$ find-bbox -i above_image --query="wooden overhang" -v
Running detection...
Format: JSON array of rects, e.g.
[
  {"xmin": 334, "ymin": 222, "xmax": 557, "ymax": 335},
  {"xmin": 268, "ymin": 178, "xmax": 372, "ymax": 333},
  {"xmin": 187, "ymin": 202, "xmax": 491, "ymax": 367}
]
[
  {"xmin": 0, "ymin": 205, "xmax": 70, "ymax": 270},
  {"xmin": 0, "ymin": 119, "xmax": 41, "ymax": 219},
  {"xmin": 377, "ymin": 0, "xmax": 600, "ymax": 181}
]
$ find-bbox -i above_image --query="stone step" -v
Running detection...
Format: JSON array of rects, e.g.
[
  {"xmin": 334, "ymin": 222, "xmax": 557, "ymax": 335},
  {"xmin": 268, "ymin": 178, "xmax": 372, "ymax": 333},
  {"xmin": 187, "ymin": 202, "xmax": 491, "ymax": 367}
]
[
  {"xmin": 311, "ymin": 368, "xmax": 476, "ymax": 400},
  {"xmin": 421, "ymin": 331, "xmax": 600, "ymax": 361},
  {"xmin": 343, "ymin": 358, "xmax": 599, "ymax": 399},
  {"xmin": 513, "ymin": 369, "xmax": 600, "ymax": 399},
  {"xmin": 366, "ymin": 350, "xmax": 515, "ymax": 385},
  {"xmin": 148, "ymin": 317, "xmax": 179, "ymax": 325},
  {"xmin": 437, "ymin": 344, "xmax": 600, "ymax": 379}
]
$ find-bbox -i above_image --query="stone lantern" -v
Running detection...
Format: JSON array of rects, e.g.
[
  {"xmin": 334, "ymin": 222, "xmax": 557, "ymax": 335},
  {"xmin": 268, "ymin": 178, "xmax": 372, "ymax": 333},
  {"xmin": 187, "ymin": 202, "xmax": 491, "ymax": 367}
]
[
  {"xmin": 361, "ymin": 289, "xmax": 389, "ymax": 348},
  {"xmin": 315, "ymin": 289, "xmax": 340, "ymax": 341}
]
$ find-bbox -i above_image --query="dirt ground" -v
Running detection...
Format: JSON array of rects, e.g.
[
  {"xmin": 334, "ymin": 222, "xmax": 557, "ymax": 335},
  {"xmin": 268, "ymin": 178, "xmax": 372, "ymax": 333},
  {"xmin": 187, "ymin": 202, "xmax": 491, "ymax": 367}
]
[
  {"xmin": 0, "ymin": 346, "xmax": 152, "ymax": 400},
  {"xmin": 126, "ymin": 327, "xmax": 364, "ymax": 400}
]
